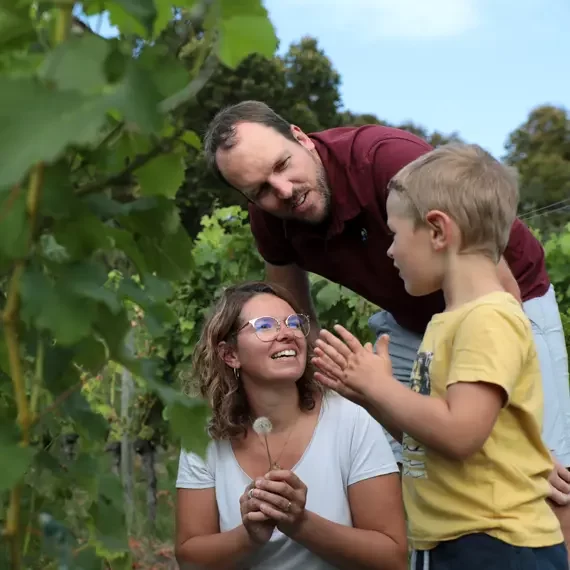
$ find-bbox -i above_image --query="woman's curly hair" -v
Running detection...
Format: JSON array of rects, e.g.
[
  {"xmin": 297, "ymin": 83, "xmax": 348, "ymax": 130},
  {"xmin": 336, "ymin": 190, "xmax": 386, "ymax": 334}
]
[{"xmin": 191, "ymin": 281, "xmax": 322, "ymax": 440}]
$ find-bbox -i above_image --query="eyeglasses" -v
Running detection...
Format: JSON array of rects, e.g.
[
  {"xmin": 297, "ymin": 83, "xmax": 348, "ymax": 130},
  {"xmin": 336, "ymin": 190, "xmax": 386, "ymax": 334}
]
[{"xmin": 236, "ymin": 313, "xmax": 310, "ymax": 342}]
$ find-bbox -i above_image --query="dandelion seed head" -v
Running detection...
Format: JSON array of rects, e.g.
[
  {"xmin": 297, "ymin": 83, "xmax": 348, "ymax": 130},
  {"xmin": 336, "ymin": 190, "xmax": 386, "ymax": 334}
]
[{"xmin": 253, "ymin": 416, "xmax": 273, "ymax": 435}]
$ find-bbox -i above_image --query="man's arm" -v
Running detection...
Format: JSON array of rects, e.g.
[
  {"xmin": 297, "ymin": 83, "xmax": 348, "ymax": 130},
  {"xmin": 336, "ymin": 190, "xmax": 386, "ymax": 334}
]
[
  {"xmin": 497, "ymin": 256, "xmax": 522, "ymax": 303},
  {"xmin": 265, "ymin": 262, "xmax": 320, "ymax": 344}
]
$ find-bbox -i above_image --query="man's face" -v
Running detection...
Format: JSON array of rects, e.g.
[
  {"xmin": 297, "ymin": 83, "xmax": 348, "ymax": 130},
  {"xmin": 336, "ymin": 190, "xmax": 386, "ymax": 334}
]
[{"xmin": 216, "ymin": 122, "xmax": 331, "ymax": 224}]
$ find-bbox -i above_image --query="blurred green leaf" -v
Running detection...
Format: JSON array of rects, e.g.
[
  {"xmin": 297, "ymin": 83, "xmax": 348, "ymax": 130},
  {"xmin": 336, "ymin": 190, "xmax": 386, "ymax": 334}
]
[
  {"xmin": 218, "ymin": 0, "xmax": 278, "ymax": 69},
  {"xmin": 20, "ymin": 268, "xmax": 97, "ymax": 345},
  {"xmin": 0, "ymin": 6, "xmax": 35, "ymax": 51},
  {"xmin": 93, "ymin": 305, "xmax": 131, "ymax": 359},
  {"xmin": 113, "ymin": 61, "xmax": 163, "ymax": 134},
  {"xmin": 137, "ymin": 224, "xmax": 194, "ymax": 280},
  {"xmin": 0, "ymin": 77, "xmax": 111, "ymax": 187},
  {"xmin": 89, "ymin": 473, "xmax": 129, "ymax": 553},
  {"xmin": 136, "ymin": 152, "xmax": 186, "ymax": 198},
  {"xmin": 41, "ymin": 161, "xmax": 79, "ymax": 220},
  {"xmin": 62, "ymin": 392, "xmax": 108, "ymax": 441},
  {"xmin": 53, "ymin": 215, "xmax": 112, "ymax": 259},
  {"xmin": 0, "ymin": 433, "xmax": 35, "ymax": 491},
  {"xmin": 0, "ymin": 187, "xmax": 30, "ymax": 259},
  {"xmin": 57, "ymin": 260, "xmax": 121, "ymax": 314},
  {"xmin": 39, "ymin": 34, "xmax": 110, "ymax": 94},
  {"xmin": 181, "ymin": 130, "xmax": 202, "ymax": 150},
  {"xmin": 143, "ymin": 302, "xmax": 177, "ymax": 338},
  {"xmin": 316, "ymin": 282, "xmax": 343, "ymax": 310},
  {"xmin": 108, "ymin": 0, "xmax": 157, "ymax": 37},
  {"xmin": 74, "ymin": 337, "xmax": 108, "ymax": 375},
  {"xmin": 42, "ymin": 343, "xmax": 76, "ymax": 395},
  {"xmin": 167, "ymin": 400, "xmax": 210, "ymax": 457}
]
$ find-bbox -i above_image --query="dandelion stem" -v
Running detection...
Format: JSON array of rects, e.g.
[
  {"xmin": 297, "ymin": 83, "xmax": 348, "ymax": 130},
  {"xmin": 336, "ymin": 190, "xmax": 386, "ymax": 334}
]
[{"xmin": 263, "ymin": 434, "xmax": 274, "ymax": 470}]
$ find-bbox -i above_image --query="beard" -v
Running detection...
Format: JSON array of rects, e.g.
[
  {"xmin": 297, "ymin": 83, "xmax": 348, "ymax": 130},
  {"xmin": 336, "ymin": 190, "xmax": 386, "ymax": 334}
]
[{"xmin": 286, "ymin": 160, "xmax": 332, "ymax": 225}]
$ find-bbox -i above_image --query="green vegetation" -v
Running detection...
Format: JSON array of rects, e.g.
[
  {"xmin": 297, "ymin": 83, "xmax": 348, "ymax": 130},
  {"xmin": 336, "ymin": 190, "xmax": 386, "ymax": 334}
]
[{"xmin": 0, "ymin": 1, "xmax": 568, "ymax": 568}]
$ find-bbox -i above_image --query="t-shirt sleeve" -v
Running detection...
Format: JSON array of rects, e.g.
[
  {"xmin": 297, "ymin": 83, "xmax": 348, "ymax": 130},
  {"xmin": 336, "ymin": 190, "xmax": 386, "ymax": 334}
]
[
  {"xmin": 448, "ymin": 304, "xmax": 531, "ymax": 399},
  {"xmin": 348, "ymin": 405, "xmax": 399, "ymax": 486},
  {"xmin": 248, "ymin": 203, "xmax": 296, "ymax": 266},
  {"xmin": 176, "ymin": 448, "xmax": 215, "ymax": 489},
  {"xmin": 369, "ymin": 135, "xmax": 433, "ymax": 203}
]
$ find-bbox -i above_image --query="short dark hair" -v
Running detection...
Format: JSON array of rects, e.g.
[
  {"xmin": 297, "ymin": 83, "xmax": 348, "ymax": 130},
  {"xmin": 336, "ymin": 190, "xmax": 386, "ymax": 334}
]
[{"xmin": 203, "ymin": 101, "xmax": 297, "ymax": 179}]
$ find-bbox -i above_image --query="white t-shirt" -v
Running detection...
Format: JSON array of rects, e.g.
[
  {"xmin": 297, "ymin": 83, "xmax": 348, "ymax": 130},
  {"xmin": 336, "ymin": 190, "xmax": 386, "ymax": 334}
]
[{"xmin": 176, "ymin": 393, "xmax": 398, "ymax": 570}]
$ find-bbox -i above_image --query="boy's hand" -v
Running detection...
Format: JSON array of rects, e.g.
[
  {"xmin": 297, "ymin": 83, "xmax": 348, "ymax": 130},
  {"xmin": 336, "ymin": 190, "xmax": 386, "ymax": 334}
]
[
  {"xmin": 312, "ymin": 344, "xmax": 366, "ymax": 406},
  {"xmin": 312, "ymin": 325, "xmax": 394, "ymax": 400}
]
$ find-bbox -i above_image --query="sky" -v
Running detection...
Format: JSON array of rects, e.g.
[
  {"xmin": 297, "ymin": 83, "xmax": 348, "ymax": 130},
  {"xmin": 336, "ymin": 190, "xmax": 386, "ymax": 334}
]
[{"xmin": 89, "ymin": 0, "xmax": 570, "ymax": 159}]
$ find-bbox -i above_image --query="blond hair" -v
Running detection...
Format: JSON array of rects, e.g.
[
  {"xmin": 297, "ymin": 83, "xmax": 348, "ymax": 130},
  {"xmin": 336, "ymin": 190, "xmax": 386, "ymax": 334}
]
[
  {"xmin": 387, "ymin": 143, "xmax": 519, "ymax": 262},
  {"xmin": 191, "ymin": 281, "xmax": 321, "ymax": 440}
]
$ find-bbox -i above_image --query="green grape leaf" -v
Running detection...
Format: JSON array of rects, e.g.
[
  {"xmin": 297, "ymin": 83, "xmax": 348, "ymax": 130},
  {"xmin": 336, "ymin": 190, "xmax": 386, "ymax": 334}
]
[
  {"xmin": 135, "ymin": 152, "xmax": 186, "ymax": 198},
  {"xmin": 217, "ymin": 0, "xmax": 278, "ymax": 69},
  {"xmin": 0, "ymin": 187, "xmax": 30, "ymax": 259},
  {"xmin": 20, "ymin": 268, "xmax": 97, "ymax": 345},
  {"xmin": 0, "ymin": 433, "xmax": 35, "ymax": 491},
  {"xmin": 167, "ymin": 399, "xmax": 210, "ymax": 457},
  {"xmin": 108, "ymin": 0, "xmax": 157, "ymax": 37},
  {"xmin": 39, "ymin": 34, "xmax": 110, "ymax": 94},
  {"xmin": 181, "ymin": 130, "xmax": 202, "ymax": 150},
  {"xmin": 0, "ymin": 77, "xmax": 111, "ymax": 187},
  {"xmin": 316, "ymin": 282, "xmax": 343, "ymax": 310}
]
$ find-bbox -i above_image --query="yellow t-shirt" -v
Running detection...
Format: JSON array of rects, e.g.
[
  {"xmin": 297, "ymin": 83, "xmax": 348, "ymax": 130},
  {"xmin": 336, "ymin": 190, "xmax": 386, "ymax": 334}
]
[{"xmin": 402, "ymin": 291, "xmax": 562, "ymax": 551}]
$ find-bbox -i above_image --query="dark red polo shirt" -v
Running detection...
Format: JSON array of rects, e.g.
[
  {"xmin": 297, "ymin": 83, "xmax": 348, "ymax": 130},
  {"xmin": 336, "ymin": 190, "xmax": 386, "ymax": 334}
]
[{"xmin": 248, "ymin": 125, "xmax": 550, "ymax": 334}]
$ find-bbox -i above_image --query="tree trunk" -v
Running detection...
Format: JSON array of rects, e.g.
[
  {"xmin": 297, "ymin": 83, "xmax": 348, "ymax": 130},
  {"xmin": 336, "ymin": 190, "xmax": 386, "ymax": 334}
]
[
  {"xmin": 120, "ymin": 332, "xmax": 135, "ymax": 534},
  {"xmin": 135, "ymin": 439, "xmax": 157, "ymax": 531}
]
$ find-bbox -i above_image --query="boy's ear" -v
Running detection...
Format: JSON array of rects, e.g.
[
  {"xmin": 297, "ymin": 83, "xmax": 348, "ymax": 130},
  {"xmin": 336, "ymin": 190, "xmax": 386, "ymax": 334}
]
[
  {"xmin": 425, "ymin": 210, "xmax": 454, "ymax": 251},
  {"xmin": 218, "ymin": 341, "xmax": 240, "ymax": 369}
]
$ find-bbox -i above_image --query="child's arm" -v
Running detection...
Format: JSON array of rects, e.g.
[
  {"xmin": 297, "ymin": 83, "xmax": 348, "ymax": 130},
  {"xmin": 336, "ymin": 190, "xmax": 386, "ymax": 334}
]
[
  {"xmin": 313, "ymin": 336, "xmax": 404, "ymax": 444},
  {"xmin": 364, "ymin": 376, "xmax": 504, "ymax": 460},
  {"xmin": 314, "ymin": 306, "xmax": 526, "ymax": 460}
]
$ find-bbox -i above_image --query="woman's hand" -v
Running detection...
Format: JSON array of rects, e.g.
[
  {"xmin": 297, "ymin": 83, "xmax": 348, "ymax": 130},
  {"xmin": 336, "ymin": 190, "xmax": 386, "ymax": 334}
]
[
  {"xmin": 239, "ymin": 482, "xmax": 276, "ymax": 544},
  {"xmin": 548, "ymin": 457, "xmax": 570, "ymax": 506},
  {"xmin": 252, "ymin": 470, "xmax": 308, "ymax": 537}
]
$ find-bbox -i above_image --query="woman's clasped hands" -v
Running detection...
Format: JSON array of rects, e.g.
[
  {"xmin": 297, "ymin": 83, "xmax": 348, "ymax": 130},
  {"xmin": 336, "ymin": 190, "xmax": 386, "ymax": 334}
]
[{"xmin": 240, "ymin": 470, "xmax": 308, "ymax": 543}]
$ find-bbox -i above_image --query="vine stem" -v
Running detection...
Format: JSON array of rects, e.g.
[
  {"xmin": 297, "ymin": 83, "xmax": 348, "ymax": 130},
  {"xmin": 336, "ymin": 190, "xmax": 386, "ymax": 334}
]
[{"xmin": 4, "ymin": 5, "xmax": 74, "ymax": 569}]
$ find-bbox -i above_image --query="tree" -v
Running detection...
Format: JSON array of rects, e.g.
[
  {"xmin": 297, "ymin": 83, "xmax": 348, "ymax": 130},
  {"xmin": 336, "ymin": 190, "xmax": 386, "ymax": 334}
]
[
  {"xmin": 0, "ymin": 1, "xmax": 277, "ymax": 568},
  {"xmin": 504, "ymin": 105, "xmax": 570, "ymax": 232},
  {"xmin": 176, "ymin": 34, "xmax": 345, "ymax": 236}
]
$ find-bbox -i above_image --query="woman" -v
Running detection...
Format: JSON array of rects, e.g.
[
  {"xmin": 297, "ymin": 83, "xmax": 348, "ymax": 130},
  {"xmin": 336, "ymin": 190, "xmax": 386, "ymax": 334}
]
[{"xmin": 175, "ymin": 281, "xmax": 407, "ymax": 570}]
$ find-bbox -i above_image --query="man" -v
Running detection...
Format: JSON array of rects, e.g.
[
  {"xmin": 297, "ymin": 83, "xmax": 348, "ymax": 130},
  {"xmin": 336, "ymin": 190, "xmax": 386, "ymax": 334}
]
[{"xmin": 203, "ymin": 100, "xmax": 570, "ymax": 541}]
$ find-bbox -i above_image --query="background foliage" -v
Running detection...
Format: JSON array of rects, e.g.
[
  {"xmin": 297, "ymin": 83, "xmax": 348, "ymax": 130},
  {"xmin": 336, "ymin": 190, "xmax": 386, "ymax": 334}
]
[{"xmin": 0, "ymin": 1, "xmax": 568, "ymax": 569}]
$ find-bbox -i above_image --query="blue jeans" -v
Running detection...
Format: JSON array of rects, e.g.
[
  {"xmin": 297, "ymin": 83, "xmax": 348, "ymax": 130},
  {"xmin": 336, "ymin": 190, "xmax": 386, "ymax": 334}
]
[{"xmin": 411, "ymin": 534, "xmax": 568, "ymax": 570}]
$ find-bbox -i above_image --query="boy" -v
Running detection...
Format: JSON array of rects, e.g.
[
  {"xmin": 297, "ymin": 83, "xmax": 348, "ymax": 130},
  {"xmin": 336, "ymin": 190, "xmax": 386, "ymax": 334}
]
[{"xmin": 312, "ymin": 144, "xmax": 568, "ymax": 569}]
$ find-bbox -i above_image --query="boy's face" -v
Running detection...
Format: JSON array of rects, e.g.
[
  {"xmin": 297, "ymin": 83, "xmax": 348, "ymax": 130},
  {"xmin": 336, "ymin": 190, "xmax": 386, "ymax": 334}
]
[{"xmin": 386, "ymin": 192, "xmax": 444, "ymax": 297}]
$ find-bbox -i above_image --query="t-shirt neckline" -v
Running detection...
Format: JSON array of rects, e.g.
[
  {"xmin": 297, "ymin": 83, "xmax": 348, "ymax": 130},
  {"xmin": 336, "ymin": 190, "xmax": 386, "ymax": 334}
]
[{"xmin": 228, "ymin": 395, "xmax": 328, "ymax": 482}]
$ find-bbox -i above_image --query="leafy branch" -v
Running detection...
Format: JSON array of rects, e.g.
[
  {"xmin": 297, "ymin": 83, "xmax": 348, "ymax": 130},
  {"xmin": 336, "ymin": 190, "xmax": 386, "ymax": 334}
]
[
  {"xmin": 75, "ymin": 128, "xmax": 186, "ymax": 197},
  {"xmin": 3, "ymin": 164, "xmax": 44, "ymax": 570},
  {"xmin": 3, "ymin": 3, "xmax": 73, "ymax": 567},
  {"xmin": 0, "ymin": 0, "xmax": 279, "ymax": 567}
]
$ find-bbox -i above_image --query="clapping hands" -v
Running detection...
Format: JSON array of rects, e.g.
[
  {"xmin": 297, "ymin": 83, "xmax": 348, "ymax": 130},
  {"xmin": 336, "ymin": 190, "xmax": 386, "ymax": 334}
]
[{"xmin": 312, "ymin": 325, "xmax": 395, "ymax": 404}]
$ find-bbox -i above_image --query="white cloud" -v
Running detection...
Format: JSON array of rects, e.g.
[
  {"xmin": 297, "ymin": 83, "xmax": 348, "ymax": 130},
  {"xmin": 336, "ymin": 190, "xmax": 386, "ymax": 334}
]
[{"xmin": 274, "ymin": 0, "xmax": 479, "ymax": 39}]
